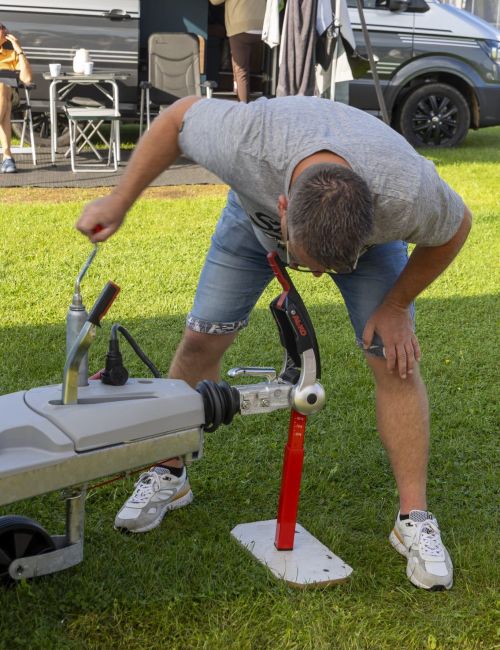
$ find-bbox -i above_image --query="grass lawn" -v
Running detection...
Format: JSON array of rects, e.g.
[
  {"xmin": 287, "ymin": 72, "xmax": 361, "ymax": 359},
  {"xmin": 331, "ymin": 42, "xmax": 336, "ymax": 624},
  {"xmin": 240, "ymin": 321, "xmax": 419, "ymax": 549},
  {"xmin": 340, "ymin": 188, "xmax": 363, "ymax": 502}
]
[{"xmin": 0, "ymin": 127, "xmax": 499, "ymax": 649}]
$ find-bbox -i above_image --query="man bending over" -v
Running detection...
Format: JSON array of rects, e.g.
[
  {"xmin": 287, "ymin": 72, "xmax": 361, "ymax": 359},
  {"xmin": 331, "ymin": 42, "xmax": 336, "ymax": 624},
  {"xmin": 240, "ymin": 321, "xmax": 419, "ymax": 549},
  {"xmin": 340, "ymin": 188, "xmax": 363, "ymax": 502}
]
[{"xmin": 76, "ymin": 96, "xmax": 471, "ymax": 591}]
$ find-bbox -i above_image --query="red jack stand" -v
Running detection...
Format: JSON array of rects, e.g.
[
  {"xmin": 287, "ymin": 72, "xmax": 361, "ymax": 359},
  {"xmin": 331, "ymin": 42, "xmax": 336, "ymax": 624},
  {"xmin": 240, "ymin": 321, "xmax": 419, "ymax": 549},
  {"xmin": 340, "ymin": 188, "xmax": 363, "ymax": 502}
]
[
  {"xmin": 231, "ymin": 252, "xmax": 352, "ymax": 587},
  {"xmin": 231, "ymin": 409, "xmax": 352, "ymax": 587}
]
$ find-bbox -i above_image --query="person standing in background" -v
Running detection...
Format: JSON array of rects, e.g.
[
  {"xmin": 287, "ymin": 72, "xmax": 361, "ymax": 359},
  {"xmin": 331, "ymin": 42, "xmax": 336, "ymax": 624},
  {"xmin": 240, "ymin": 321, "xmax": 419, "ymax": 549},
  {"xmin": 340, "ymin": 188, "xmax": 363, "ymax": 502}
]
[{"xmin": 210, "ymin": 0, "xmax": 267, "ymax": 103}]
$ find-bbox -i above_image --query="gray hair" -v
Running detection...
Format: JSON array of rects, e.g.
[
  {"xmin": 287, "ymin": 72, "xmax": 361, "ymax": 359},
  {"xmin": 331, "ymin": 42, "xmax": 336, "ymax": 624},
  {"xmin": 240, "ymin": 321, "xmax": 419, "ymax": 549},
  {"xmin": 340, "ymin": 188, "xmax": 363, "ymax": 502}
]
[{"xmin": 287, "ymin": 162, "xmax": 373, "ymax": 267}]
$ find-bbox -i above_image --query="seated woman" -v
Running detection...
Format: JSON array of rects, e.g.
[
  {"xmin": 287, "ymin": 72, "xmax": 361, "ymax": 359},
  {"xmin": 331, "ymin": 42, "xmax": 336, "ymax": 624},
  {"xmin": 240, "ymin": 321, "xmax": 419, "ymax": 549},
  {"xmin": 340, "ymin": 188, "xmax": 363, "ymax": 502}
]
[{"xmin": 0, "ymin": 21, "xmax": 33, "ymax": 173}]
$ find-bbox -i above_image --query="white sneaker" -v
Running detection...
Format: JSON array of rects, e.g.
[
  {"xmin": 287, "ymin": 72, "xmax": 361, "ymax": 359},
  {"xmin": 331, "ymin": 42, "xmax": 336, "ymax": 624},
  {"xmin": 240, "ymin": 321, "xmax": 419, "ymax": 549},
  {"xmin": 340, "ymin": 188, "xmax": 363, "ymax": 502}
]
[
  {"xmin": 114, "ymin": 466, "xmax": 193, "ymax": 533},
  {"xmin": 389, "ymin": 510, "xmax": 453, "ymax": 591}
]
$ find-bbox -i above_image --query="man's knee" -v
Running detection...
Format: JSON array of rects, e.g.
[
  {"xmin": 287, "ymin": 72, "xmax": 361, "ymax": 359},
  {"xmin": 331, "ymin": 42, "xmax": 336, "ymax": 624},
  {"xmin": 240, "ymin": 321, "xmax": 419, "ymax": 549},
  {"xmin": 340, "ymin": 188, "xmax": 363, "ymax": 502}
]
[
  {"xmin": 179, "ymin": 327, "xmax": 237, "ymax": 361},
  {"xmin": 365, "ymin": 354, "xmax": 422, "ymax": 390}
]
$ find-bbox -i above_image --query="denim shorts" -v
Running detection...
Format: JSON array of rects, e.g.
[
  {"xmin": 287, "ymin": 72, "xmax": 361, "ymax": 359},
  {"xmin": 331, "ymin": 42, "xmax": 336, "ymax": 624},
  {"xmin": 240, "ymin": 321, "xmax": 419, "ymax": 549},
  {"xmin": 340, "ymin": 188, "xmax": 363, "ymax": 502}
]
[{"xmin": 187, "ymin": 191, "xmax": 414, "ymax": 359}]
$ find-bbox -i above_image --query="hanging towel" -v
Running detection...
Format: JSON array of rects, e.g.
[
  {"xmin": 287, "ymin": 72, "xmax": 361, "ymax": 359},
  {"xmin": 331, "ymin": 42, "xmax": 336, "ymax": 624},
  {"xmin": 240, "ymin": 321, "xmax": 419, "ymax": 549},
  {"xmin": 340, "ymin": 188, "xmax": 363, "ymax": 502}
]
[
  {"xmin": 262, "ymin": 0, "xmax": 281, "ymax": 48},
  {"xmin": 276, "ymin": 0, "xmax": 319, "ymax": 96}
]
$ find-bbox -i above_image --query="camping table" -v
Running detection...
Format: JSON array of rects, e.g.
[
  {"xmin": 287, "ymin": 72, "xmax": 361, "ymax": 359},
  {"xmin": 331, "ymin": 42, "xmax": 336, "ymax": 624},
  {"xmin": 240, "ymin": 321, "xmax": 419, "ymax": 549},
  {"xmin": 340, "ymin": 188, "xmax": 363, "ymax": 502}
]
[{"xmin": 43, "ymin": 72, "xmax": 130, "ymax": 166}]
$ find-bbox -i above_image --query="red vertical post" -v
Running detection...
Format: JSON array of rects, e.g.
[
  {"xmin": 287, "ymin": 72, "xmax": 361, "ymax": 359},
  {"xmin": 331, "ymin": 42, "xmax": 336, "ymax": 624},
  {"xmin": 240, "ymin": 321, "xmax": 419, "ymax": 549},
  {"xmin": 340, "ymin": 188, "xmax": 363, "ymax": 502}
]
[{"xmin": 274, "ymin": 409, "xmax": 307, "ymax": 550}]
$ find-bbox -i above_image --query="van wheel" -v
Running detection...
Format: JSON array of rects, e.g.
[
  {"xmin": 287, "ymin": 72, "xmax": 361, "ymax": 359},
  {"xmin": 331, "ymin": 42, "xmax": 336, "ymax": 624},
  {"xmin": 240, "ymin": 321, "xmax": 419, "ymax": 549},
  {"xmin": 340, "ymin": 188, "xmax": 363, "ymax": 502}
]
[
  {"xmin": 12, "ymin": 111, "xmax": 70, "ymax": 149},
  {"xmin": 398, "ymin": 83, "xmax": 470, "ymax": 148}
]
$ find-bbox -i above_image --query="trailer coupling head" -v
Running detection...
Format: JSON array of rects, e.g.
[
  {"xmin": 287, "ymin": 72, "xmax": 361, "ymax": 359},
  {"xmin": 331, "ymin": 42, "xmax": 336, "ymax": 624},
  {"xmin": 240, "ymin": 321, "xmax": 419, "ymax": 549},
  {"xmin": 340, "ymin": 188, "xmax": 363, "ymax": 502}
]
[{"xmin": 194, "ymin": 252, "xmax": 326, "ymax": 432}]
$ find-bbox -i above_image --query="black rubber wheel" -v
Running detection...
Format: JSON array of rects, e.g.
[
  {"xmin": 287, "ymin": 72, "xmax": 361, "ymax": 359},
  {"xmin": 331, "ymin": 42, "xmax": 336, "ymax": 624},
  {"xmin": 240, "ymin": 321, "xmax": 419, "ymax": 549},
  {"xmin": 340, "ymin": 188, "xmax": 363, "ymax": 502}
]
[
  {"xmin": 0, "ymin": 515, "xmax": 55, "ymax": 583},
  {"xmin": 12, "ymin": 111, "xmax": 70, "ymax": 149},
  {"xmin": 398, "ymin": 83, "xmax": 470, "ymax": 148}
]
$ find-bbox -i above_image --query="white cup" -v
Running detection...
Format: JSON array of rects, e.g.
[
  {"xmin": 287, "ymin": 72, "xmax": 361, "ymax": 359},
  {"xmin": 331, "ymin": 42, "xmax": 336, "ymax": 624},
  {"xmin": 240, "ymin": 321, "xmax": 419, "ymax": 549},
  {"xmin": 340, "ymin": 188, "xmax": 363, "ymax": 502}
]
[
  {"xmin": 83, "ymin": 61, "xmax": 94, "ymax": 76},
  {"xmin": 49, "ymin": 63, "xmax": 61, "ymax": 77}
]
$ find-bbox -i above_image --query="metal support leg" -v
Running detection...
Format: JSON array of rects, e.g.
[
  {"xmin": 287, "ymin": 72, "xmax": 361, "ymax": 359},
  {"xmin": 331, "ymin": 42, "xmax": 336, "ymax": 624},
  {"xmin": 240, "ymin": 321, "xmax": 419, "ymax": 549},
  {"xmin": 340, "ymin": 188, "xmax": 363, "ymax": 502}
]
[
  {"xmin": 274, "ymin": 409, "xmax": 307, "ymax": 550},
  {"xmin": 65, "ymin": 484, "xmax": 86, "ymax": 547},
  {"xmin": 28, "ymin": 111, "xmax": 37, "ymax": 165},
  {"xmin": 20, "ymin": 116, "xmax": 27, "ymax": 148},
  {"xmin": 139, "ymin": 87, "xmax": 145, "ymax": 138},
  {"xmin": 50, "ymin": 81, "xmax": 56, "ymax": 165},
  {"xmin": 108, "ymin": 122, "xmax": 115, "ymax": 168},
  {"xmin": 111, "ymin": 81, "xmax": 121, "ymax": 163},
  {"xmin": 146, "ymin": 87, "xmax": 151, "ymax": 131},
  {"xmin": 68, "ymin": 118, "xmax": 76, "ymax": 172},
  {"xmin": 231, "ymin": 408, "xmax": 352, "ymax": 586},
  {"xmin": 7, "ymin": 484, "xmax": 86, "ymax": 580}
]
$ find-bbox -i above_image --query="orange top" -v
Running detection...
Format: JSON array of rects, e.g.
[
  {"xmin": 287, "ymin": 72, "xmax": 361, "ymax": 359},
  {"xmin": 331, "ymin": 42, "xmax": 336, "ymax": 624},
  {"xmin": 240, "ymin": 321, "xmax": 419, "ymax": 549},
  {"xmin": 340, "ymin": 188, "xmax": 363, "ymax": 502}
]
[{"xmin": 0, "ymin": 45, "xmax": 20, "ymax": 70}]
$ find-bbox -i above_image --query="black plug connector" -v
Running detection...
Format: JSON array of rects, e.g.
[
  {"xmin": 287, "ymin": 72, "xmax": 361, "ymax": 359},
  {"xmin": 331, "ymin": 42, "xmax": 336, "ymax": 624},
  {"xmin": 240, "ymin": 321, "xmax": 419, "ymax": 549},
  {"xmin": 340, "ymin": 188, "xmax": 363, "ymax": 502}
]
[{"xmin": 100, "ymin": 338, "xmax": 129, "ymax": 386}]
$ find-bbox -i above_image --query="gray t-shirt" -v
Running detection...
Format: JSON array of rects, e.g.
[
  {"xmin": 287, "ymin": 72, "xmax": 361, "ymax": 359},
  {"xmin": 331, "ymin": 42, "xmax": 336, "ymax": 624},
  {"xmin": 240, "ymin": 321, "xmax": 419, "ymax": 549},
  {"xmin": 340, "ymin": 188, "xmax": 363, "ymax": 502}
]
[{"xmin": 178, "ymin": 96, "xmax": 464, "ymax": 254}]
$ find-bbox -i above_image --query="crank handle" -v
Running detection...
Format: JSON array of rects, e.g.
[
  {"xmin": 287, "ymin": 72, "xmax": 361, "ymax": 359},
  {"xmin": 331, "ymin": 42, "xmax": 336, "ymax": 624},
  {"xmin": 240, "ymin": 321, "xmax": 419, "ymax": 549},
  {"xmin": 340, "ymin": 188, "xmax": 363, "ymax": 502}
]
[
  {"xmin": 228, "ymin": 367, "xmax": 277, "ymax": 384},
  {"xmin": 74, "ymin": 226, "xmax": 103, "ymax": 297}
]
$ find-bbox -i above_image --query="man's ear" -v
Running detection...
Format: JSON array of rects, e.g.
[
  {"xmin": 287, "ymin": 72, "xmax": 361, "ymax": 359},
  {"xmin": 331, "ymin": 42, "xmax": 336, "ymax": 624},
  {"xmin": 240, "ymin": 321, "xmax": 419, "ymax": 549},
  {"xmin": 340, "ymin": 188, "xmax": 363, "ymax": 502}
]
[
  {"xmin": 277, "ymin": 194, "xmax": 288, "ymax": 218},
  {"xmin": 277, "ymin": 195, "xmax": 288, "ymax": 240}
]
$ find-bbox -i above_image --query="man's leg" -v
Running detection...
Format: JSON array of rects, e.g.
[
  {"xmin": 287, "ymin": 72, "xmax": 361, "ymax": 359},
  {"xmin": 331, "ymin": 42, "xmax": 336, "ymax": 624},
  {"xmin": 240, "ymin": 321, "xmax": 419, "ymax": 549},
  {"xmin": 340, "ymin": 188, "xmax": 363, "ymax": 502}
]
[
  {"xmin": 332, "ymin": 241, "xmax": 453, "ymax": 590},
  {"xmin": 365, "ymin": 355, "xmax": 429, "ymax": 514},
  {"xmin": 169, "ymin": 328, "xmax": 238, "ymax": 387},
  {"xmin": 160, "ymin": 328, "xmax": 239, "ymax": 470},
  {"xmin": 114, "ymin": 190, "xmax": 276, "ymax": 531},
  {"xmin": 0, "ymin": 82, "xmax": 13, "ymax": 160}
]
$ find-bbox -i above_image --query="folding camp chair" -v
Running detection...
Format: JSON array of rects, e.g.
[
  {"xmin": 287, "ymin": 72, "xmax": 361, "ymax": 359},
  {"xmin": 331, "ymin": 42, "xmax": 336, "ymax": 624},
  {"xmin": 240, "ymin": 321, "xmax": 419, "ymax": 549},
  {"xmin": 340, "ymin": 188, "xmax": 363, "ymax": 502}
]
[
  {"xmin": 139, "ymin": 32, "xmax": 217, "ymax": 136},
  {"xmin": 0, "ymin": 70, "xmax": 37, "ymax": 165}
]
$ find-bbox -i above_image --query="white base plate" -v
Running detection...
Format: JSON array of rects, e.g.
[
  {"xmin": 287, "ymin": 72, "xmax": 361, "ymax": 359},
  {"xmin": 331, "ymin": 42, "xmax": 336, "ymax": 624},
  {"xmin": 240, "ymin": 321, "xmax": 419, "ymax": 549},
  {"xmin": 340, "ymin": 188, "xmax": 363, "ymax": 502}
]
[{"xmin": 231, "ymin": 519, "xmax": 353, "ymax": 588}]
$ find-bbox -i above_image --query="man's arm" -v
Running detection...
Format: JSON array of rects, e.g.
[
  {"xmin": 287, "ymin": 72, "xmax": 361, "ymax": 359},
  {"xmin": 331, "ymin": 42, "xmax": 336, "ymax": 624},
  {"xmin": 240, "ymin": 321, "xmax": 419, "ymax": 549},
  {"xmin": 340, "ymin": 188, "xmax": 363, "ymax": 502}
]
[
  {"xmin": 362, "ymin": 204, "xmax": 472, "ymax": 378},
  {"xmin": 76, "ymin": 96, "xmax": 202, "ymax": 243},
  {"xmin": 5, "ymin": 34, "xmax": 33, "ymax": 84}
]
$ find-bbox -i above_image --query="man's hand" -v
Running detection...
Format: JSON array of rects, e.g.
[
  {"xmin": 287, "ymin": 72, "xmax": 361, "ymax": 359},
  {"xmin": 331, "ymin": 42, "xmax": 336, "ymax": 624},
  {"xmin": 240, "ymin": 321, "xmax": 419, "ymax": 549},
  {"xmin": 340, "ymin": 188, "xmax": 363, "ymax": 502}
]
[
  {"xmin": 76, "ymin": 194, "xmax": 129, "ymax": 243},
  {"xmin": 5, "ymin": 34, "xmax": 23, "ymax": 54},
  {"xmin": 362, "ymin": 302, "xmax": 421, "ymax": 379}
]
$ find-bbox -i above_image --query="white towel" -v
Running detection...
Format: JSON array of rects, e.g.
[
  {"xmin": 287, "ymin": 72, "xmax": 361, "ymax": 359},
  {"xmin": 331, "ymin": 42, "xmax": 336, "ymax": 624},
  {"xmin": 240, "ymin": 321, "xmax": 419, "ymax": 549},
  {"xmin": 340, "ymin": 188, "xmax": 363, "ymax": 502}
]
[{"xmin": 262, "ymin": 0, "xmax": 281, "ymax": 48}]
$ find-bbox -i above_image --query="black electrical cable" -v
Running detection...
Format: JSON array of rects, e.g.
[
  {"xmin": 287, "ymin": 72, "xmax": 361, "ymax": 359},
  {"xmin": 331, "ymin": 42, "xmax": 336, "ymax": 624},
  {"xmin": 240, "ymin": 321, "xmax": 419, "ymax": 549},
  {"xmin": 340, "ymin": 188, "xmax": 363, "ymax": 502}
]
[
  {"xmin": 110, "ymin": 324, "xmax": 161, "ymax": 378},
  {"xmin": 104, "ymin": 324, "xmax": 240, "ymax": 433}
]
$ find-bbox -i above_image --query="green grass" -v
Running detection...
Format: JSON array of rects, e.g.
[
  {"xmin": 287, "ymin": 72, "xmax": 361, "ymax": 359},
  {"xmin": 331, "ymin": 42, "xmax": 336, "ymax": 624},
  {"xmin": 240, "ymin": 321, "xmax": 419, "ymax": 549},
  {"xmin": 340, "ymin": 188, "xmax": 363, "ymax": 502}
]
[{"xmin": 1, "ymin": 127, "xmax": 500, "ymax": 649}]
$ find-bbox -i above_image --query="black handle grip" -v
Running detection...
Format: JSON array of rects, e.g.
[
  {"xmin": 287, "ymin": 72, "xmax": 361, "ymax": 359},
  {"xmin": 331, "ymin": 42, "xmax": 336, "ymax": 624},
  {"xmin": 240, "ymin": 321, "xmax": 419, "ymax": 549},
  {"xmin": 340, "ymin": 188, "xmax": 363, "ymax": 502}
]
[
  {"xmin": 88, "ymin": 281, "xmax": 120, "ymax": 327},
  {"xmin": 267, "ymin": 253, "xmax": 321, "ymax": 379}
]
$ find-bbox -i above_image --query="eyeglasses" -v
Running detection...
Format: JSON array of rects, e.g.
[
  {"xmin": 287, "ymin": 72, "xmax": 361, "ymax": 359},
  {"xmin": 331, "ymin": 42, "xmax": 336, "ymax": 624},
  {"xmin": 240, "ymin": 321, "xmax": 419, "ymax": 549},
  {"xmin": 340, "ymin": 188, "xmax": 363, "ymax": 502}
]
[
  {"xmin": 284, "ymin": 218, "xmax": 359, "ymax": 275},
  {"xmin": 0, "ymin": 25, "xmax": 7, "ymax": 31}
]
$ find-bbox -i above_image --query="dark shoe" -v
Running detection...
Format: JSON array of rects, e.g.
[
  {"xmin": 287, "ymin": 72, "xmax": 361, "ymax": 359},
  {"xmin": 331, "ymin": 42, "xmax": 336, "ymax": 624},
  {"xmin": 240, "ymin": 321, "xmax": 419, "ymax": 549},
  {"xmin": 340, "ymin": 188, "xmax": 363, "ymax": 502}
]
[{"xmin": 1, "ymin": 158, "xmax": 17, "ymax": 173}]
